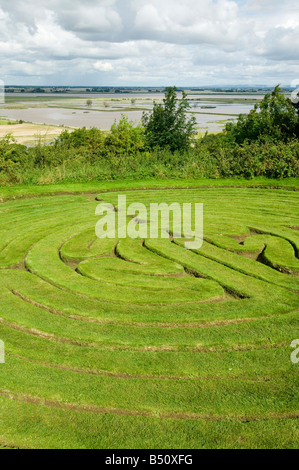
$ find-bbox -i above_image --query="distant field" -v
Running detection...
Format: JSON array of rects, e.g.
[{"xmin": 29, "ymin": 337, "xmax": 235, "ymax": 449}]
[
  {"xmin": 0, "ymin": 181, "xmax": 298, "ymax": 449},
  {"xmin": 0, "ymin": 121, "xmax": 71, "ymax": 144}
]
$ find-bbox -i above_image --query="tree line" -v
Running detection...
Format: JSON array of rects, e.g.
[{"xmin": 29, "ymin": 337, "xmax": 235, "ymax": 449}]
[{"xmin": 0, "ymin": 85, "xmax": 298, "ymax": 184}]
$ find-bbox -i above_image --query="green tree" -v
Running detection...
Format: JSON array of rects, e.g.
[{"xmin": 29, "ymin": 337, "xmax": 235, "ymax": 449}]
[
  {"xmin": 142, "ymin": 87, "xmax": 196, "ymax": 152},
  {"xmin": 104, "ymin": 115, "xmax": 145, "ymax": 157},
  {"xmin": 226, "ymin": 85, "xmax": 299, "ymax": 143}
]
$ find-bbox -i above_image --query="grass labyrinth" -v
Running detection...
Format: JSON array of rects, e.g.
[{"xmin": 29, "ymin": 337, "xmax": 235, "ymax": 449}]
[{"xmin": 0, "ymin": 185, "xmax": 298, "ymax": 448}]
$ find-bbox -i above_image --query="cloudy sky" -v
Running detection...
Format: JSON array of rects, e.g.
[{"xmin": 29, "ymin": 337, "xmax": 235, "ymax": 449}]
[{"xmin": 1, "ymin": 0, "xmax": 299, "ymax": 86}]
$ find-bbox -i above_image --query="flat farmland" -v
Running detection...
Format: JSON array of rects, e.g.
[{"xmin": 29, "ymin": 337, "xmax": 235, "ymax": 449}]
[
  {"xmin": 0, "ymin": 182, "xmax": 298, "ymax": 449},
  {"xmin": 0, "ymin": 122, "xmax": 69, "ymax": 145},
  {"xmin": 0, "ymin": 92, "xmax": 258, "ymax": 139}
]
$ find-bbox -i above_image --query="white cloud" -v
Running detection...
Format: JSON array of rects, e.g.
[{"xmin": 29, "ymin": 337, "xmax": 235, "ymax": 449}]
[
  {"xmin": 135, "ymin": 4, "xmax": 166, "ymax": 31},
  {"xmin": 94, "ymin": 61, "xmax": 114, "ymax": 71},
  {"xmin": 0, "ymin": 0, "xmax": 298, "ymax": 86}
]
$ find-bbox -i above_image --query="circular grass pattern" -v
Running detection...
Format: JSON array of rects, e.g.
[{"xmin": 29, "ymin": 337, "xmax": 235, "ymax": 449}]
[{"xmin": 0, "ymin": 187, "xmax": 298, "ymax": 449}]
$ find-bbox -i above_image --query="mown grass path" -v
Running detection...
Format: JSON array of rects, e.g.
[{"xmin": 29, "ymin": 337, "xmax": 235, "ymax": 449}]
[{"xmin": 0, "ymin": 182, "xmax": 298, "ymax": 448}]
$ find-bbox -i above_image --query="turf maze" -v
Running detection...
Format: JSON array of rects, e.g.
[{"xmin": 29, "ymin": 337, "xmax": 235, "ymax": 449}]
[{"xmin": 0, "ymin": 187, "xmax": 298, "ymax": 448}]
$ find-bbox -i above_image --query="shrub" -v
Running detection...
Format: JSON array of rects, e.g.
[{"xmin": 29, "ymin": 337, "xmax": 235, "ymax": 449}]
[
  {"xmin": 226, "ymin": 85, "xmax": 299, "ymax": 144},
  {"xmin": 53, "ymin": 127, "xmax": 105, "ymax": 162},
  {"xmin": 103, "ymin": 115, "xmax": 146, "ymax": 157},
  {"xmin": 0, "ymin": 135, "xmax": 28, "ymax": 183}
]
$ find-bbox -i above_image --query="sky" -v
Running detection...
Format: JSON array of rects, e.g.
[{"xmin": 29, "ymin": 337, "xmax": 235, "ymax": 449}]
[{"xmin": 1, "ymin": 0, "xmax": 299, "ymax": 87}]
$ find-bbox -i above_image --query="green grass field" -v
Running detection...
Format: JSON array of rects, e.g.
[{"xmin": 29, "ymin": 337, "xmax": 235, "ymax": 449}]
[{"xmin": 0, "ymin": 179, "xmax": 298, "ymax": 449}]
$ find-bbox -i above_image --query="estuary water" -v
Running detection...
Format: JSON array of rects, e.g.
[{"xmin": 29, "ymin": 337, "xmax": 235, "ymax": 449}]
[{"xmin": 0, "ymin": 92, "xmax": 258, "ymax": 132}]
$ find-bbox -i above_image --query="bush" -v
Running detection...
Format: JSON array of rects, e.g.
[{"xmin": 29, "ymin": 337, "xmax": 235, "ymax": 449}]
[
  {"xmin": 0, "ymin": 135, "xmax": 28, "ymax": 183},
  {"xmin": 226, "ymin": 85, "xmax": 299, "ymax": 144},
  {"xmin": 195, "ymin": 133, "xmax": 299, "ymax": 179},
  {"xmin": 103, "ymin": 115, "xmax": 146, "ymax": 157}
]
